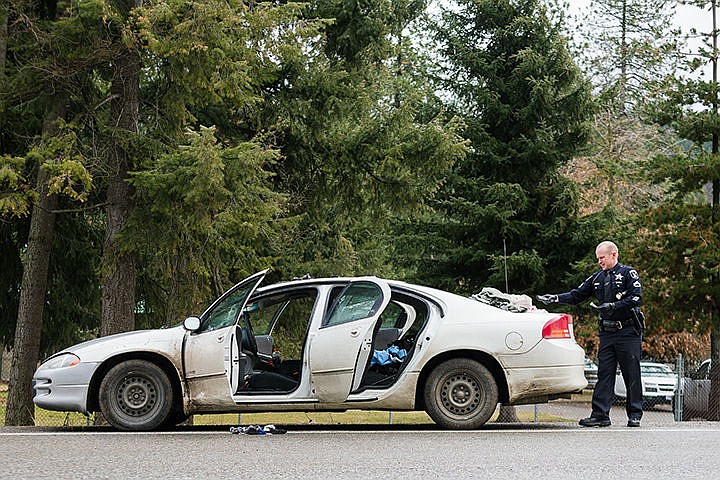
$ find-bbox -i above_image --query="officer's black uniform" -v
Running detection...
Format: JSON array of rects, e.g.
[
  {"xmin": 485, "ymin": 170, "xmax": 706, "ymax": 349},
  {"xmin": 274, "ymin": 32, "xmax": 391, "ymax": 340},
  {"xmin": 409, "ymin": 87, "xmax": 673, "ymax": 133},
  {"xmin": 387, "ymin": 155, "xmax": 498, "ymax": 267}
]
[{"xmin": 557, "ymin": 263, "xmax": 644, "ymax": 424}]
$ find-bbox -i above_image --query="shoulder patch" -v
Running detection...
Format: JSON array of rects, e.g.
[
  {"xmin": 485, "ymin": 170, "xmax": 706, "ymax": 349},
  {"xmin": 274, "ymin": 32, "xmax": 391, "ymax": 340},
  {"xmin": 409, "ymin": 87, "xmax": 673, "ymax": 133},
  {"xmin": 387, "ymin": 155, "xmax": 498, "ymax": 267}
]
[
  {"xmin": 629, "ymin": 270, "xmax": 639, "ymax": 279},
  {"xmin": 633, "ymin": 281, "xmax": 641, "ymax": 287}
]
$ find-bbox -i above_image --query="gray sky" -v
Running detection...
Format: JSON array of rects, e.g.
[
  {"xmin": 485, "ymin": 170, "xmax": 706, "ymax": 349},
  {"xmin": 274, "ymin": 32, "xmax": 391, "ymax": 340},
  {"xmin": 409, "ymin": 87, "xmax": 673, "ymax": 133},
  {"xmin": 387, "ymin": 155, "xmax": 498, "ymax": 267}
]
[{"xmin": 568, "ymin": 0, "xmax": 714, "ymax": 79}]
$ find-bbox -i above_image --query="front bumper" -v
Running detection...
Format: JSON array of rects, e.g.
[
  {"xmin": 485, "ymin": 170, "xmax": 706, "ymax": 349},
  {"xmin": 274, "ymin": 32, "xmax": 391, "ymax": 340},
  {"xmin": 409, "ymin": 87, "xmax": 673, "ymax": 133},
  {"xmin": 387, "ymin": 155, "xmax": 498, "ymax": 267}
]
[{"xmin": 32, "ymin": 362, "xmax": 99, "ymax": 414}]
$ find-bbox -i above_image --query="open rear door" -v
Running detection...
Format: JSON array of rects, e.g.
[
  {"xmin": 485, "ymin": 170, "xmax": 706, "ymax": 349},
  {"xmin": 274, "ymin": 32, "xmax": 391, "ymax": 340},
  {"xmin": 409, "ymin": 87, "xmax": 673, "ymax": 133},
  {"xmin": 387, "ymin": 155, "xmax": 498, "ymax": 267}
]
[{"xmin": 309, "ymin": 278, "xmax": 391, "ymax": 403}]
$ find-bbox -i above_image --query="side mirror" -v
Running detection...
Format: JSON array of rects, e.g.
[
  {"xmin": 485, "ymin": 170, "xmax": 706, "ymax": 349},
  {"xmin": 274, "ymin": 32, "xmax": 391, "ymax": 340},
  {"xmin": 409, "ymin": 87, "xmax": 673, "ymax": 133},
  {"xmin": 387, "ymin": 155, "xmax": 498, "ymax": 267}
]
[{"xmin": 183, "ymin": 316, "xmax": 201, "ymax": 332}]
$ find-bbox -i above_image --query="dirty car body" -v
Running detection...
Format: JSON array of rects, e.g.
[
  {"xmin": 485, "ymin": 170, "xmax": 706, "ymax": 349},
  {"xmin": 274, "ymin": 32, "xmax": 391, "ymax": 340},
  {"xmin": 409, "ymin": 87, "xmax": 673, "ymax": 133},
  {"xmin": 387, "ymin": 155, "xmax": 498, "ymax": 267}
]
[{"xmin": 33, "ymin": 271, "xmax": 586, "ymax": 430}]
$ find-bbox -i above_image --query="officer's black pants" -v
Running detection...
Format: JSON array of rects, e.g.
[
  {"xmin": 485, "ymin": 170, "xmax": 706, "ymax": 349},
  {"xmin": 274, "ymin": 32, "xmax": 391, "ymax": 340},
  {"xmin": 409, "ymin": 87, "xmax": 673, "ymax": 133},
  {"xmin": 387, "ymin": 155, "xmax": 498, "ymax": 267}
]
[{"xmin": 591, "ymin": 328, "xmax": 643, "ymax": 421}]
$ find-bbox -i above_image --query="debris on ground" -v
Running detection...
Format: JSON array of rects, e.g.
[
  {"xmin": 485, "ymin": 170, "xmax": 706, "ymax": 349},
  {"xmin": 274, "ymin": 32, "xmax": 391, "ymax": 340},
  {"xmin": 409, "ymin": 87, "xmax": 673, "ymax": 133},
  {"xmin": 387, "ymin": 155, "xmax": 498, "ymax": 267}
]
[{"xmin": 229, "ymin": 424, "xmax": 287, "ymax": 435}]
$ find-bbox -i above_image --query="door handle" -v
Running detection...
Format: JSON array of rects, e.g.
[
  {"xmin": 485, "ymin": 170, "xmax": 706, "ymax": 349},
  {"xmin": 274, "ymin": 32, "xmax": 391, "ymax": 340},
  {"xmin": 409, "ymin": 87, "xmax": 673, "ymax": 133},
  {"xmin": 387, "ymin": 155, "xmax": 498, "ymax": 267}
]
[
  {"xmin": 350, "ymin": 329, "xmax": 360, "ymax": 337},
  {"xmin": 217, "ymin": 335, "xmax": 225, "ymax": 343}
]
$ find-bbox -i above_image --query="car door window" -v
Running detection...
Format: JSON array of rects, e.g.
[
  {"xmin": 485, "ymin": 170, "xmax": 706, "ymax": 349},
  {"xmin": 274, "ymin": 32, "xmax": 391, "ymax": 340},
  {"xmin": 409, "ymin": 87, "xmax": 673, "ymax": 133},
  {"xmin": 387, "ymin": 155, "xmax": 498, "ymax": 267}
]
[
  {"xmin": 200, "ymin": 277, "xmax": 264, "ymax": 332},
  {"xmin": 323, "ymin": 281, "xmax": 385, "ymax": 327},
  {"xmin": 379, "ymin": 301, "xmax": 407, "ymax": 328},
  {"xmin": 244, "ymin": 290, "xmax": 317, "ymax": 361}
]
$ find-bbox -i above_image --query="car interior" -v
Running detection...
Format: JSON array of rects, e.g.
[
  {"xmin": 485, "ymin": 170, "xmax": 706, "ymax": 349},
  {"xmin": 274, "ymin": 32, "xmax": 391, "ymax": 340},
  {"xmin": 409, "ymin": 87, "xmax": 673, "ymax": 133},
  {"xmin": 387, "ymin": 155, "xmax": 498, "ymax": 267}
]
[
  {"xmin": 230, "ymin": 285, "xmax": 429, "ymax": 396},
  {"xmin": 357, "ymin": 290, "xmax": 429, "ymax": 391}
]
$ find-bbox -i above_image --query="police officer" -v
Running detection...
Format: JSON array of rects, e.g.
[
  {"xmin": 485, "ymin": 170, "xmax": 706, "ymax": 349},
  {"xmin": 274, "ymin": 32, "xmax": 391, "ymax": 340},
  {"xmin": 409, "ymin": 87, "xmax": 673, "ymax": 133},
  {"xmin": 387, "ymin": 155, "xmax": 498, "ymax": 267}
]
[{"xmin": 537, "ymin": 241, "xmax": 644, "ymax": 427}]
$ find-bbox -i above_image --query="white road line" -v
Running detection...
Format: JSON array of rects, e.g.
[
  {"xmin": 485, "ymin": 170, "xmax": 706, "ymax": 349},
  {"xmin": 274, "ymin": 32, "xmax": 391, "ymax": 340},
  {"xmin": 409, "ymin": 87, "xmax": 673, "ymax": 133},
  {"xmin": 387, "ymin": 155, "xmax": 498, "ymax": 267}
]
[{"xmin": 2, "ymin": 426, "xmax": 719, "ymax": 436}]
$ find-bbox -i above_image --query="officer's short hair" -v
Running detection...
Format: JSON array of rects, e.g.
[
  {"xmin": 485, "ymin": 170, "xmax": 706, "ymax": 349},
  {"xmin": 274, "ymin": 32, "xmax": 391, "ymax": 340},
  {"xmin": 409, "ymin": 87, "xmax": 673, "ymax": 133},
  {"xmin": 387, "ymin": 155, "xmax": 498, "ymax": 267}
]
[{"xmin": 596, "ymin": 241, "xmax": 618, "ymax": 254}]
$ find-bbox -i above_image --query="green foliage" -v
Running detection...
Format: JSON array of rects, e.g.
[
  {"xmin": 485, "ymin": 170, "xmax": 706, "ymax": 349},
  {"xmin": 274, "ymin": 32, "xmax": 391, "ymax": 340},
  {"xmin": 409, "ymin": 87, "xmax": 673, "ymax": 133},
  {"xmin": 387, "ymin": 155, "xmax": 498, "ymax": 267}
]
[
  {"xmin": 401, "ymin": 0, "xmax": 594, "ymax": 294},
  {"xmin": 0, "ymin": 219, "xmax": 27, "ymax": 347},
  {"xmin": 635, "ymin": 0, "xmax": 719, "ymax": 342},
  {"xmin": 0, "ymin": 156, "xmax": 37, "ymax": 217},
  {"xmin": 41, "ymin": 210, "xmax": 104, "ymax": 355},
  {"xmin": 256, "ymin": 0, "xmax": 465, "ymax": 278},
  {"xmin": 129, "ymin": 126, "xmax": 286, "ymax": 325},
  {"xmin": 312, "ymin": 0, "xmax": 399, "ymax": 64},
  {"xmin": 136, "ymin": 0, "xmax": 319, "ymax": 134}
]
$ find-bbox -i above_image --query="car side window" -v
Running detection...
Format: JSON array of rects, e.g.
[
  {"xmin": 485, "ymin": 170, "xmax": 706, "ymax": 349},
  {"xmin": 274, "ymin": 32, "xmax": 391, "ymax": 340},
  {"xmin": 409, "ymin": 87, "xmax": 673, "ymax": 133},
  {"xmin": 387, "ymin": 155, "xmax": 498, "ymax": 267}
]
[
  {"xmin": 323, "ymin": 281, "xmax": 384, "ymax": 327},
  {"xmin": 379, "ymin": 301, "xmax": 407, "ymax": 329}
]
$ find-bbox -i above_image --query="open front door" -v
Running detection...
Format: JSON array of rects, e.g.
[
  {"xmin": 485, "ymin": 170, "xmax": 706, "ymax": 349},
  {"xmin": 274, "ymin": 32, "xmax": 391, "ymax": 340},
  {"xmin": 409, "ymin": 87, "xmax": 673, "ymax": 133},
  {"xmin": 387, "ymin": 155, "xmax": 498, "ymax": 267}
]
[
  {"xmin": 215, "ymin": 270, "xmax": 267, "ymax": 394},
  {"xmin": 309, "ymin": 278, "xmax": 391, "ymax": 403}
]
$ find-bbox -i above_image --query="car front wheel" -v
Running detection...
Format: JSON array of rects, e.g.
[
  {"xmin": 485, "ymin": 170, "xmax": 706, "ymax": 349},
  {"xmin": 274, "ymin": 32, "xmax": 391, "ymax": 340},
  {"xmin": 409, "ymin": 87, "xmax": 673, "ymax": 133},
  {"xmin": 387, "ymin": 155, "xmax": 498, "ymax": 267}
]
[
  {"xmin": 424, "ymin": 358, "xmax": 498, "ymax": 429},
  {"xmin": 99, "ymin": 359, "xmax": 174, "ymax": 431}
]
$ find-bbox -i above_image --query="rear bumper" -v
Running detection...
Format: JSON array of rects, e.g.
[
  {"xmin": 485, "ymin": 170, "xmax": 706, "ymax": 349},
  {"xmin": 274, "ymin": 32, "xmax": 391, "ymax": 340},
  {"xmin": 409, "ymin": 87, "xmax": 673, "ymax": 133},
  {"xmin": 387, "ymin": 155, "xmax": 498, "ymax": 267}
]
[
  {"xmin": 504, "ymin": 364, "xmax": 588, "ymax": 404},
  {"xmin": 500, "ymin": 339, "xmax": 587, "ymax": 404}
]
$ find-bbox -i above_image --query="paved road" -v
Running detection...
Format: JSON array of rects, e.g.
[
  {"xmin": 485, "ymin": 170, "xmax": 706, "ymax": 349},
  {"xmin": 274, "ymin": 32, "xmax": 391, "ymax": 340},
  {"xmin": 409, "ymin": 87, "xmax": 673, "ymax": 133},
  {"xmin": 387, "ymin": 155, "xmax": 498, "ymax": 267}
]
[{"xmin": 2, "ymin": 423, "xmax": 719, "ymax": 480}]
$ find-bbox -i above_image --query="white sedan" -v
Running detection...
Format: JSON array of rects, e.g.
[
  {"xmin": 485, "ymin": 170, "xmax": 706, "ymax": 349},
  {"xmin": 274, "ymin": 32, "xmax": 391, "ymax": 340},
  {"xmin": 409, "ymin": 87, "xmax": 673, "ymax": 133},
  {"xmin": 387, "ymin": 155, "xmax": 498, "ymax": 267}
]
[
  {"xmin": 614, "ymin": 362, "xmax": 677, "ymax": 406},
  {"xmin": 33, "ymin": 271, "xmax": 586, "ymax": 430}
]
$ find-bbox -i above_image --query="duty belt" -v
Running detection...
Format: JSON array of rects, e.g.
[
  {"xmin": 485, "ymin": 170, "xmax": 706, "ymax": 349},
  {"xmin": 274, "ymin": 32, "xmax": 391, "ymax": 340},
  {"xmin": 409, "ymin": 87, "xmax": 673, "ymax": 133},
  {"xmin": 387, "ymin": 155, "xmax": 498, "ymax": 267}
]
[{"xmin": 601, "ymin": 318, "xmax": 634, "ymax": 332}]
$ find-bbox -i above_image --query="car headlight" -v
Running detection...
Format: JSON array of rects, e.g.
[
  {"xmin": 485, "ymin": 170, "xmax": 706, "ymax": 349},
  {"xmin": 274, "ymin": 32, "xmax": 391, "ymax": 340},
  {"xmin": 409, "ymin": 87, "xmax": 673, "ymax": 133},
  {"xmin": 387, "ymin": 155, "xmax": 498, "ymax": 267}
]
[{"xmin": 41, "ymin": 353, "xmax": 80, "ymax": 370}]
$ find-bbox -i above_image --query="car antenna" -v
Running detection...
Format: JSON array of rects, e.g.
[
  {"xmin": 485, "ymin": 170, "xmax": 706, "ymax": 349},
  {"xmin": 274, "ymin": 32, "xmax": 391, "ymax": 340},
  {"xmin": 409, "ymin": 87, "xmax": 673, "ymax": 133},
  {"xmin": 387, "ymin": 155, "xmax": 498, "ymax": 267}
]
[{"xmin": 503, "ymin": 238, "xmax": 509, "ymax": 293}]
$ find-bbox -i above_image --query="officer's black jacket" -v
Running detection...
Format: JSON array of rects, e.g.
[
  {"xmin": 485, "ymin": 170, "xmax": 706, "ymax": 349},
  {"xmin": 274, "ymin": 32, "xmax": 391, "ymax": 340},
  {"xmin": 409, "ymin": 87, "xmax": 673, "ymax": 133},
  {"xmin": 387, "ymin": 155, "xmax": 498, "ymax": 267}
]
[{"xmin": 557, "ymin": 263, "xmax": 642, "ymax": 321}]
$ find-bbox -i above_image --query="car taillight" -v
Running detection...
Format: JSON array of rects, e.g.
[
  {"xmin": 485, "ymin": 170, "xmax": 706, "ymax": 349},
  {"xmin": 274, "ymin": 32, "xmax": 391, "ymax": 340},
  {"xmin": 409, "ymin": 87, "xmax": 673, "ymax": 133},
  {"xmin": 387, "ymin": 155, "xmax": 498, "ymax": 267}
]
[{"xmin": 542, "ymin": 314, "xmax": 573, "ymax": 339}]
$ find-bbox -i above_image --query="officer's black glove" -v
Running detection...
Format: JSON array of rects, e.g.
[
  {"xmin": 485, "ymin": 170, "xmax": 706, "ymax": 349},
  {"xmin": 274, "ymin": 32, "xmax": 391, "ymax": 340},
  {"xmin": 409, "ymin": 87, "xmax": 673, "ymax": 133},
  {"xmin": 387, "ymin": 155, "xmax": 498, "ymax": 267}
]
[
  {"xmin": 536, "ymin": 294, "xmax": 558, "ymax": 305},
  {"xmin": 591, "ymin": 302, "xmax": 615, "ymax": 312}
]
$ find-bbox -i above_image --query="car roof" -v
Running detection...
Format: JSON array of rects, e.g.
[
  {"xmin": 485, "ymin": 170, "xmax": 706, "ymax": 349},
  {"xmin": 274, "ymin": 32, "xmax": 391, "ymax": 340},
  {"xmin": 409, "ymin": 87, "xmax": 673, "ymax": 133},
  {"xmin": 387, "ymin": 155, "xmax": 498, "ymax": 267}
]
[{"xmin": 253, "ymin": 275, "xmax": 451, "ymax": 316}]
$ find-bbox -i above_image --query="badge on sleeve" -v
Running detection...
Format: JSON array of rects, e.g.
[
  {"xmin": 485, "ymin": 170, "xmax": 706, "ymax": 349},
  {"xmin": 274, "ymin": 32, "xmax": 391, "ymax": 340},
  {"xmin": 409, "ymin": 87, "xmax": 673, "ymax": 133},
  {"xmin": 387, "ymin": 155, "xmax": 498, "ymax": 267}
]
[{"xmin": 629, "ymin": 270, "xmax": 639, "ymax": 279}]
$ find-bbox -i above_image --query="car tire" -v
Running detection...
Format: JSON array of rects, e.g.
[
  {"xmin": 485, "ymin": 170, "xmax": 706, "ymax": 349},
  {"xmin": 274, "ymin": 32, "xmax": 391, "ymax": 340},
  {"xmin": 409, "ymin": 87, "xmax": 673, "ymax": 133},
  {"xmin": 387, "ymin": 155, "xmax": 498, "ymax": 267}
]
[
  {"xmin": 424, "ymin": 358, "xmax": 498, "ymax": 429},
  {"xmin": 99, "ymin": 359, "xmax": 174, "ymax": 431}
]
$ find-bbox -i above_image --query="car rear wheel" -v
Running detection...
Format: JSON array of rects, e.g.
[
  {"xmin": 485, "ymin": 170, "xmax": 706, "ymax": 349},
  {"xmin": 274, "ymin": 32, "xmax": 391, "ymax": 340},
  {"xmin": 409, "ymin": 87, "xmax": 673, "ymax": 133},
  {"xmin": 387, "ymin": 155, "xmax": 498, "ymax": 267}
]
[
  {"xmin": 424, "ymin": 358, "xmax": 498, "ymax": 429},
  {"xmin": 99, "ymin": 359, "xmax": 173, "ymax": 431}
]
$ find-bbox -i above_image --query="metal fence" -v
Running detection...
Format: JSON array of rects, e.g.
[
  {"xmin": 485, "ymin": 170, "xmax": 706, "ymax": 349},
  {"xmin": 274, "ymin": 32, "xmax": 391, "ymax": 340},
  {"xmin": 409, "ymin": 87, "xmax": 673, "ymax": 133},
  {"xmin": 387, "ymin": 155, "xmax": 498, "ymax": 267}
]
[{"xmin": 0, "ymin": 353, "xmax": 713, "ymax": 428}]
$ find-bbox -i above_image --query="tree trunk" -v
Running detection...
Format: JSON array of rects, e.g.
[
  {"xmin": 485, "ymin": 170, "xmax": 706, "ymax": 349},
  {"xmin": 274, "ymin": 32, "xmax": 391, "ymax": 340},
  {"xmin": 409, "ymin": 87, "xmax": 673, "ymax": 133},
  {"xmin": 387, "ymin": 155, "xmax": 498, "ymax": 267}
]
[
  {"xmin": 0, "ymin": 0, "xmax": 8, "ymax": 77},
  {"xmin": 4, "ymin": 108, "xmax": 63, "ymax": 426},
  {"xmin": 707, "ymin": 0, "xmax": 719, "ymax": 422},
  {"xmin": 100, "ymin": 0, "xmax": 141, "ymax": 337}
]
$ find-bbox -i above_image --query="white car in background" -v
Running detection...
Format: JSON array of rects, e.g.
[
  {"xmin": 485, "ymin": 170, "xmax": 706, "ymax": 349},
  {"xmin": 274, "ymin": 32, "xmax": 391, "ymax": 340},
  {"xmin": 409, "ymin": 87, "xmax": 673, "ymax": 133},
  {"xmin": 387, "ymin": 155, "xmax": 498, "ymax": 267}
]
[
  {"xmin": 615, "ymin": 361, "xmax": 677, "ymax": 406},
  {"xmin": 584, "ymin": 358, "xmax": 598, "ymax": 389},
  {"xmin": 33, "ymin": 270, "xmax": 586, "ymax": 430}
]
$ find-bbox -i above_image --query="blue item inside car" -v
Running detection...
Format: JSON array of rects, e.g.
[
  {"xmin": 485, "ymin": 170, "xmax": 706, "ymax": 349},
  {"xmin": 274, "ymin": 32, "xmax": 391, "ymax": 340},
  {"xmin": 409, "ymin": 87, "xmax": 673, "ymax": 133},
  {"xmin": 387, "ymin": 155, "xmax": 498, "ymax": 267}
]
[{"xmin": 370, "ymin": 345, "xmax": 407, "ymax": 367}]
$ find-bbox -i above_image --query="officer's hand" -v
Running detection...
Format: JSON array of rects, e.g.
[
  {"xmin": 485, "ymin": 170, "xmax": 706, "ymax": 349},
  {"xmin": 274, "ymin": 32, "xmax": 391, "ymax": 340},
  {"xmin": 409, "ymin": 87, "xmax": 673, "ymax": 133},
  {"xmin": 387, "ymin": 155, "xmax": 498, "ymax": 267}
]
[
  {"xmin": 591, "ymin": 302, "xmax": 615, "ymax": 312},
  {"xmin": 536, "ymin": 294, "xmax": 558, "ymax": 305}
]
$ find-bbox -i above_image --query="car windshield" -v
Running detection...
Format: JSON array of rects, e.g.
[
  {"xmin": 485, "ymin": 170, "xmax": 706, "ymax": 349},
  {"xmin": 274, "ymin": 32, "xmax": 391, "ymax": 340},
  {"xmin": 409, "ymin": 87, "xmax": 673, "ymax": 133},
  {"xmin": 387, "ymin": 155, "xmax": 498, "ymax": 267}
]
[{"xmin": 641, "ymin": 364, "xmax": 673, "ymax": 375}]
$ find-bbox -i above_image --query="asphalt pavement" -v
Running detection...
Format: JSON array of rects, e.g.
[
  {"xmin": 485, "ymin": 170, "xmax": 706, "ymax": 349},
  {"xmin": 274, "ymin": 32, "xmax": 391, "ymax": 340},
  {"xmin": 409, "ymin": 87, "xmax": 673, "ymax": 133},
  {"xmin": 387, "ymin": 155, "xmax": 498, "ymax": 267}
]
[{"xmin": 2, "ymin": 422, "xmax": 719, "ymax": 479}]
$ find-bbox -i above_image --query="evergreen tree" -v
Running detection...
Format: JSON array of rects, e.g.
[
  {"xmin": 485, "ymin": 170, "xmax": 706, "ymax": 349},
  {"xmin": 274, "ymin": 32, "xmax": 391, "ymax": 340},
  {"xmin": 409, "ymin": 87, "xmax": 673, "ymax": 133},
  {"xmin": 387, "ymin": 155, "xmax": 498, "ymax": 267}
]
[
  {"xmin": 257, "ymin": 0, "xmax": 466, "ymax": 278},
  {"xmin": 1, "ymin": 0, "xmax": 98, "ymax": 425},
  {"xmin": 572, "ymin": 0, "xmax": 679, "ymax": 111},
  {"xmin": 639, "ymin": 0, "xmax": 720, "ymax": 420},
  {"xmin": 562, "ymin": 0, "xmax": 680, "ymax": 228},
  {"xmin": 404, "ymin": 0, "xmax": 593, "ymax": 295},
  {"xmin": 128, "ymin": 127, "xmax": 286, "ymax": 325}
]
